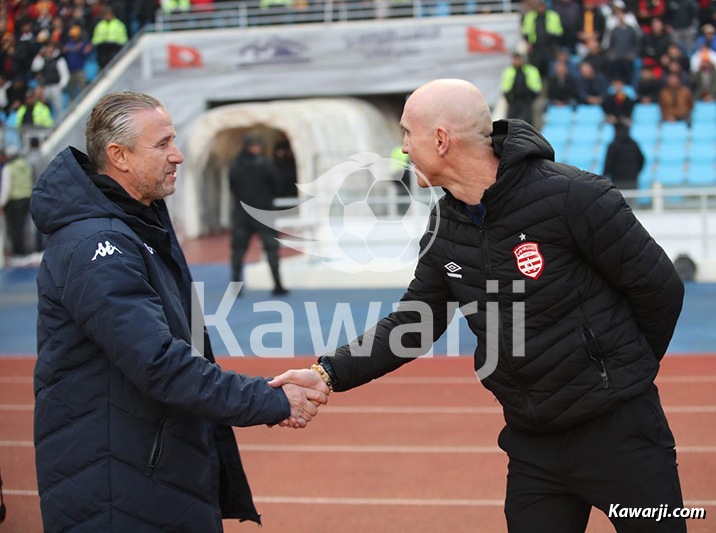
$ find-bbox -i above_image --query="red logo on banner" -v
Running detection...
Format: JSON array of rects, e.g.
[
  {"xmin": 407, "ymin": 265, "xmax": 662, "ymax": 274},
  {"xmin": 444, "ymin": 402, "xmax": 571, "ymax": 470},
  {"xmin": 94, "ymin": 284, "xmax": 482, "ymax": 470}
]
[
  {"xmin": 168, "ymin": 45, "xmax": 204, "ymax": 69},
  {"xmin": 513, "ymin": 242, "xmax": 544, "ymax": 279},
  {"xmin": 467, "ymin": 27, "xmax": 506, "ymax": 54}
]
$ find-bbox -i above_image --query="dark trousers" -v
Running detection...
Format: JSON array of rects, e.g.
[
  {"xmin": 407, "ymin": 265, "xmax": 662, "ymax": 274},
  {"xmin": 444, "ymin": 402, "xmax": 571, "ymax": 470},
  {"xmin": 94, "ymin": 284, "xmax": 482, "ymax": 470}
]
[
  {"xmin": 500, "ymin": 385, "xmax": 686, "ymax": 533},
  {"xmin": 231, "ymin": 219, "xmax": 283, "ymax": 290},
  {"xmin": 610, "ymin": 58, "xmax": 634, "ymax": 84},
  {"xmin": 5, "ymin": 198, "xmax": 30, "ymax": 256},
  {"xmin": 508, "ymin": 99, "xmax": 535, "ymax": 125},
  {"xmin": 96, "ymin": 43, "xmax": 123, "ymax": 69}
]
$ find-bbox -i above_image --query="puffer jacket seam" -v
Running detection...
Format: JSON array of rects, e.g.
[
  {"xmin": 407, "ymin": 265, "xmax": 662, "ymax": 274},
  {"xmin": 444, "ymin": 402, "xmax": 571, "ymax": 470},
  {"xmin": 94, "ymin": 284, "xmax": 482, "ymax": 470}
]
[
  {"xmin": 43, "ymin": 456, "xmax": 107, "ymax": 494},
  {"xmin": 152, "ymin": 477, "xmax": 216, "ymax": 508},
  {"xmin": 35, "ymin": 407, "xmax": 101, "ymax": 448},
  {"xmin": 111, "ymin": 508, "xmax": 166, "ymax": 532},
  {"xmin": 58, "ymin": 509, "xmax": 109, "ymax": 533}
]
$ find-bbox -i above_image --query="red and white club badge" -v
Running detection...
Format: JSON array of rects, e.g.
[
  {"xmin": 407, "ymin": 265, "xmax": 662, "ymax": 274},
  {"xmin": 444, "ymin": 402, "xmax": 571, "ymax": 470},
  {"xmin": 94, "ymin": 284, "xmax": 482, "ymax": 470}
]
[{"xmin": 513, "ymin": 242, "xmax": 544, "ymax": 279}]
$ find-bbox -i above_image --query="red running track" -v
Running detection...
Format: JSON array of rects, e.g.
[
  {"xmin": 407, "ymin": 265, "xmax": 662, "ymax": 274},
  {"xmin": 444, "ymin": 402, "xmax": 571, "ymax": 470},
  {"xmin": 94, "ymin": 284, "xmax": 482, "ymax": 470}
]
[{"xmin": 1, "ymin": 356, "xmax": 715, "ymax": 532}]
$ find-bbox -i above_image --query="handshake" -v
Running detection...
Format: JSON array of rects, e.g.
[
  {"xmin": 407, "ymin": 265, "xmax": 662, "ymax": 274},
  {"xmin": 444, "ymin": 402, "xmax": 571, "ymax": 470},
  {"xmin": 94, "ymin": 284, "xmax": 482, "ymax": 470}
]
[{"xmin": 269, "ymin": 365, "xmax": 332, "ymax": 429}]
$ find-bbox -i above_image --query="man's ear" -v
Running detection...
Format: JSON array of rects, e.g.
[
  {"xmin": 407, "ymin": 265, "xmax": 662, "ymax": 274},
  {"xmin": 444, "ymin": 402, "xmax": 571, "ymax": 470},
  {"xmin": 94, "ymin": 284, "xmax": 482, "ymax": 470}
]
[
  {"xmin": 435, "ymin": 126, "xmax": 450, "ymax": 156},
  {"xmin": 106, "ymin": 143, "xmax": 129, "ymax": 172}
]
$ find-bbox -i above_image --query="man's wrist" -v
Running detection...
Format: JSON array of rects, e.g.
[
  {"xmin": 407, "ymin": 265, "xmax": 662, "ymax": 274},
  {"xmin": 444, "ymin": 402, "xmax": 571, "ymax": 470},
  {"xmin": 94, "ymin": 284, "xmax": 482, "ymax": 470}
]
[{"xmin": 317, "ymin": 356, "xmax": 338, "ymax": 391}]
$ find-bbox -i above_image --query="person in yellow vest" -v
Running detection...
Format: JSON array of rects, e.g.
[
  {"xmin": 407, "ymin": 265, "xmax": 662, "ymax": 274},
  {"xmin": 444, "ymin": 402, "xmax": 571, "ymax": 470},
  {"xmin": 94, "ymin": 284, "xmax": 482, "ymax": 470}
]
[
  {"xmin": 0, "ymin": 145, "xmax": 34, "ymax": 256},
  {"xmin": 92, "ymin": 5, "xmax": 128, "ymax": 69},
  {"xmin": 390, "ymin": 144, "xmax": 412, "ymax": 214},
  {"xmin": 501, "ymin": 53, "xmax": 543, "ymax": 125},
  {"xmin": 16, "ymin": 88, "xmax": 54, "ymax": 129},
  {"xmin": 522, "ymin": 1, "xmax": 563, "ymax": 78},
  {"xmin": 260, "ymin": 0, "xmax": 293, "ymax": 18},
  {"xmin": 161, "ymin": 0, "xmax": 190, "ymax": 13}
]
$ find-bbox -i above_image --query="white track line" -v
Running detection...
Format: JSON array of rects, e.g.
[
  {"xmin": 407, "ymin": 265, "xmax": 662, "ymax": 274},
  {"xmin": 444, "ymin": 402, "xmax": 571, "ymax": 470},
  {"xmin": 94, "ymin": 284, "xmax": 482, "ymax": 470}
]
[
  {"xmin": 2, "ymin": 441, "xmax": 716, "ymax": 453},
  {"xmin": 3, "ymin": 491, "xmax": 715, "ymax": 508}
]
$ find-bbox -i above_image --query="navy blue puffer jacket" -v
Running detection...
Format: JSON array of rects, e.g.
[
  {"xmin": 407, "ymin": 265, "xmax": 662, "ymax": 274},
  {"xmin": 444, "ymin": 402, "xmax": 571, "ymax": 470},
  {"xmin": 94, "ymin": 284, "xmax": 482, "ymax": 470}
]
[{"xmin": 31, "ymin": 147, "xmax": 290, "ymax": 532}]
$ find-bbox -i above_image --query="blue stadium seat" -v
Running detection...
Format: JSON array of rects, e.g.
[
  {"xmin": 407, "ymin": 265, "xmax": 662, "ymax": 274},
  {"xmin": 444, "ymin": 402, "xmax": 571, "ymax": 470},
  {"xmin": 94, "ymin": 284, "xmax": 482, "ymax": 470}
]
[
  {"xmin": 541, "ymin": 126, "xmax": 570, "ymax": 145},
  {"xmin": 659, "ymin": 122, "xmax": 689, "ymax": 142},
  {"xmin": 575, "ymin": 105, "xmax": 604, "ymax": 125},
  {"xmin": 632, "ymin": 104, "xmax": 661, "ymax": 126},
  {"xmin": 655, "ymin": 162, "xmax": 686, "ymax": 186},
  {"xmin": 638, "ymin": 167, "xmax": 655, "ymax": 189},
  {"xmin": 691, "ymin": 123, "xmax": 716, "ymax": 143},
  {"xmin": 639, "ymin": 141, "xmax": 656, "ymax": 163},
  {"xmin": 658, "ymin": 144, "xmax": 687, "ymax": 164},
  {"xmin": 688, "ymin": 142, "xmax": 716, "ymax": 163},
  {"xmin": 692, "ymin": 101, "xmax": 716, "ymax": 124},
  {"xmin": 566, "ymin": 151, "xmax": 595, "ymax": 171},
  {"xmin": 632, "ymin": 124, "xmax": 658, "ymax": 144},
  {"xmin": 427, "ymin": 1, "xmax": 451, "ymax": 16},
  {"xmin": 551, "ymin": 141, "xmax": 567, "ymax": 162},
  {"xmin": 686, "ymin": 163, "xmax": 716, "ymax": 186},
  {"xmin": 570, "ymin": 126, "xmax": 601, "ymax": 147},
  {"xmin": 601, "ymin": 123, "xmax": 615, "ymax": 144},
  {"xmin": 545, "ymin": 106, "xmax": 573, "ymax": 126}
]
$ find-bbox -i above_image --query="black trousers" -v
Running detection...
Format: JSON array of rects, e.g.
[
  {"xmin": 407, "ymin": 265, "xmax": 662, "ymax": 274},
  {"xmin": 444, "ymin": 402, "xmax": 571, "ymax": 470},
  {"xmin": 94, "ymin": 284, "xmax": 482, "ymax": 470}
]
[
  {"xmin": 5, "ymin": 198, "xmax": 30, "ymax": 256},
  {"xmin": 508, "ymin": 99, "xmax": 535, "ymax": 125},
  {"xmin": 231, "ymin": 219, "xmax": 283, "ymax": 290},
  {"xmin": 500, "ymin": 385, "xmax": 686, "ymax": 533}
]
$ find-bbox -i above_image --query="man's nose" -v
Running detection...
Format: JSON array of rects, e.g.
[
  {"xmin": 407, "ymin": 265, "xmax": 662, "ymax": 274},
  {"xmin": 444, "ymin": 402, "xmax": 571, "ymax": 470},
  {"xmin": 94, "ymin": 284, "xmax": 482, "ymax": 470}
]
[{"xmin": 170, "ymin": 145, "xmax": 184, "ymax": 165}]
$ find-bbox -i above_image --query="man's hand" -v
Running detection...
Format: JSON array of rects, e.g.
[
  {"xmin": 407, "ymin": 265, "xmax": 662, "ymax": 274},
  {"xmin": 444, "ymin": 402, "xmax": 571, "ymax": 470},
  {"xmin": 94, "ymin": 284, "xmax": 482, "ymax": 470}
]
[
  {"xmin": 270, "ymin": 369, "xmax": 330, "ymax": 428},
  {"xmin": 278, "ymin": 383, "xmax": 328, "ymax": 429}
]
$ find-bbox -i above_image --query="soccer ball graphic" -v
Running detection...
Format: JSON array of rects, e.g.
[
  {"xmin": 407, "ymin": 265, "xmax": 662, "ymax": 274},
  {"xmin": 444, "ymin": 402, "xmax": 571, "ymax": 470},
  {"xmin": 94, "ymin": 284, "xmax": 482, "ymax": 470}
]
[{"xmin": 326, "ymin": 156, "xmax": 438, "ymax": 272}]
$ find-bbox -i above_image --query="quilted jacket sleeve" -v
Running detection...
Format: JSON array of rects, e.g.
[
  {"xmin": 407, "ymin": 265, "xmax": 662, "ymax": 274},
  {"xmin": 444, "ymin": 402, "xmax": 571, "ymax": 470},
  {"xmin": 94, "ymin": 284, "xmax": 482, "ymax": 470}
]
[
  {"xmin": 61, "ymin": 230, "xmax": 290, "ymax": 426},
  {"xmin": 324, "ymin": 231, "xmax": 454, "ymax": 392},
  {"xmin": 565, "ymin": 174, "xmax": 684, "ymax": 360}
]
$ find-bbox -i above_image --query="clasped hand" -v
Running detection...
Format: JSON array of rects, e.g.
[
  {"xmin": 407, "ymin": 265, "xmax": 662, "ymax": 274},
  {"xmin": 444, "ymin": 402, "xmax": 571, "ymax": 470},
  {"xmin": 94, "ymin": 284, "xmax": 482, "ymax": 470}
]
[{"xmin": 270, "ymin": 369, "xmax": 330, "ymax": 429}]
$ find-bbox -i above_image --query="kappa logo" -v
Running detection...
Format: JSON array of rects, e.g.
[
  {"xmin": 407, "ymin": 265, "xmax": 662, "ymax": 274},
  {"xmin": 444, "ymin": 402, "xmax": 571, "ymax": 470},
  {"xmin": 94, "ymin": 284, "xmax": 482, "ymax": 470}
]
[
  {"xmin": 91, "ymin": 240, "xmax": 123, "ymax": 261},
  {"xmin": 513, "ymin": 242, "xmax": 544, "ymax": 279},
  {"xmin": 445, "ymin": 262, "xmax": 463, "ymax": 278}
]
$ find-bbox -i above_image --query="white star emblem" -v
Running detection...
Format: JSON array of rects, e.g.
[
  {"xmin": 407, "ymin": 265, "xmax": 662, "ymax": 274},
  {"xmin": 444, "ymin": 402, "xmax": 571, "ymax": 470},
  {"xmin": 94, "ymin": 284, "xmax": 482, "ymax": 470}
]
[{"xmin": 519, "ymin": 233, "xmax": 527, "ymax": 241}]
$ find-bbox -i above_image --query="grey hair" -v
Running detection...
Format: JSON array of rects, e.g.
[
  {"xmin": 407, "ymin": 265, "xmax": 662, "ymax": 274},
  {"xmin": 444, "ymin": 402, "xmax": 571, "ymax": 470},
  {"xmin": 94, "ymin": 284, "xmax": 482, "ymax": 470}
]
[{"xmin": 85, "ymin": 92, "xmax": 164, "ymax": 172}]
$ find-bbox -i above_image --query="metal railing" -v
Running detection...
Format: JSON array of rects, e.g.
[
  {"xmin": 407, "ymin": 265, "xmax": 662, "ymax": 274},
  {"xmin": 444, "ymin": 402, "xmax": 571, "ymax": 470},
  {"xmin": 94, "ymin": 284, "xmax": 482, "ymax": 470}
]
[{"xmin": 155, "ymin": 0, "xmax": 518, "ymax": 31}]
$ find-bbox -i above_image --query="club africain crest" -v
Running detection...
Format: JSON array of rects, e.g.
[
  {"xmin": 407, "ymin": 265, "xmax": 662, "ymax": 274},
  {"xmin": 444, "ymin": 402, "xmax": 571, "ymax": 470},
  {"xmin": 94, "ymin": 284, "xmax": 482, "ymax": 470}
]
[{"xmin": 513, "ymin": 242, "xmax": 544, "ymax": 279}]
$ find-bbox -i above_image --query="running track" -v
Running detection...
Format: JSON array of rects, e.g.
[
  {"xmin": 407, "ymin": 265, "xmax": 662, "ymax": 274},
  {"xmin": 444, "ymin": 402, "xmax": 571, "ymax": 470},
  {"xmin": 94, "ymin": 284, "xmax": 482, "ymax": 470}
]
[{"xmin": 1, "ymin": 355, "xmax": 715, "ymax": 532}]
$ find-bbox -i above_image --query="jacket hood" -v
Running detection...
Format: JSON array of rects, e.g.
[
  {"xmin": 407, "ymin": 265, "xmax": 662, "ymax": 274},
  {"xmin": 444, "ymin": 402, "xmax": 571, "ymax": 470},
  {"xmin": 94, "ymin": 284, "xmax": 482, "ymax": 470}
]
[{"xmin": 31, "ymin": 147, "xmax": 129, "ymax": 235}]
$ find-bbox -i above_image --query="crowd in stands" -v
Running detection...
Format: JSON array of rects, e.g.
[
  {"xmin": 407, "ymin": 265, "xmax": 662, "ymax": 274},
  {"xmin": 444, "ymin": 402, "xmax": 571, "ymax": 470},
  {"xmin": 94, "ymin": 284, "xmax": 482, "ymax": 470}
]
[{"xmin": 503, "ymin": 0, "xmax": 716, "ymax": 126}]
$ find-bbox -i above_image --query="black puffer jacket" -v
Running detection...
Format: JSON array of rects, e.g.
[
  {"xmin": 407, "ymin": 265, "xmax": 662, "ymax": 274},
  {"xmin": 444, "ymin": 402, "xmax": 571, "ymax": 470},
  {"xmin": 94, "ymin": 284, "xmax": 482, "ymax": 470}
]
[{"xmin": 323, "ymin": 119, "xmax": 684, "ymax": 434}]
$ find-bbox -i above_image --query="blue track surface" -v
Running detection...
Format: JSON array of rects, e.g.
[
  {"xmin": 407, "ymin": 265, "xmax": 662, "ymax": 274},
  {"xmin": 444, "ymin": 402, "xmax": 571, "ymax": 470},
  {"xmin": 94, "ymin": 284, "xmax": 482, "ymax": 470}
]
[{"xmin": 1, "ymin": 264, "xmax": 714, "ymax": 356}]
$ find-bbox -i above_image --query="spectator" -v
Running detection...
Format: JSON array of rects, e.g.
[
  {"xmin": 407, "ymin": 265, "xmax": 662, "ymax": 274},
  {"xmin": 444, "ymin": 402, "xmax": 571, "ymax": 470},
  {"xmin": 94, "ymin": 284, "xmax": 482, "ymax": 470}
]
[
  {"xmin": 699, "ymin": 1, "xmax": 716, "ymax": 28},
  {"xmin": 63, "ymin": 24, "xmax": 91, "ymax": 101},
  {"xmin": 501, "ymin": 53, "xmax": 542, "ymax": 124},
  {"xmin": 603, "ymin": 123, "xmax": 645, "ymax": 190},
  {"xmin": 137, "ymin": 0, "xmax": 158, "ymax": 30},
  {"xmin": 603, "ymin": 78, "xmax": 636, "ymax": 123},
  {"xmin": 274, "ymin": 139, "xmax": 297, "ymax": 198},
  {"xmin": 577, "ymin": 0, "xmax": 606, "ymax": 52},
  {"xmin": 637, "ymin": 0, "xmax": 666, "ymax": 31},
  {"xmin": 549, "ymin": 48, "xmax": 580, "ymax": 78},
  {"xmin": 577, "ymin": 60, "xmax": 609, "ymax": 104},
  {"xmin": 548, "ymin": 59, "xmax": 578, "ymax": 105},
  {"xmin": 553, "ymin": 0, "xmax": 581, "ymax": 53},
  {"xmin": 31, "ymin": 42, "xmax": 69, "ymax": 116},
  {"xmin": 522, "ymin": 1, "xmax": 564, "ymax": 78},
  {"xmin": 694, "ymin": 23, "xmax": 716, "ymax": 52},
  {"xmin": 665, "ymin": 0, "xmax": 697, "ymax": 51},
  {"xmin": 0, "ymin": 34, "xmax": 16, "ymax": 79},
  {"xmin": 92, "ymin": 5, "xmax": 128, "ymax": 69},
  {"xmin": 604, "ymin": 0, "xmax": 642, "ymax": 48},
  {"xmin": 584, "ymin": 37, "xmax": 611, "ymax": 77},
  {"xmin": 50, "ymin": 16, "xmax": 66, "ymax": 46},
  {"xmin": 642, "ymin": 17, "xmax": 672, "ymax": 69},
  {"xmin": 162, "ymin": 0, "xmax": 191, "ymax": 13},
  {"xmin": 691, "ymin": 42, "xmax": 716, "ymax": 71},
  {"xmin": 6, "ymin": 76, "xmax": 27, "ymax": 112},
  {"xmin": 606, "ymin": 6, "xmax": 641, "ymax": 82},
  {"xmin": 659, "ymin": 72, "xmax": 694, "ymax": 120},
  {"xmin": 16, "ymin": 87, "xmax": 53, "ymax": 128},
  {"xmin": 667, "ymin": 58, "xmax": 691, "ymax": 86},
  {"xmin": 692, "ymin": 59, "xmax": 716, "ymax": 100},
  {"xmin": 29, "ymin": 1, "xmax": 58, "ymax": 21},
  {"xmin": 661, "ymin": 43, "xmax": 691, "ymax": 73},
  {"xmin": 0, "ymin": 145, "xmax": 34, "ymax": 257},
  {"xmin": 32, "ymin": 2, "xmax": 56, "ymax": 34},
  {"xmin": 69, "ymin": 5, "xmax": 89, "ymax": 34},
  {"xmin": 14, "ymin": 21, "xmax": 39, "ymax": 79},
  {"xmin": 0, "ymin": 75, "xmax": 9, "ymax": 110},
  {"xmin": 637, "ymin": 65, "xmax": 663, "ymax": 102}
]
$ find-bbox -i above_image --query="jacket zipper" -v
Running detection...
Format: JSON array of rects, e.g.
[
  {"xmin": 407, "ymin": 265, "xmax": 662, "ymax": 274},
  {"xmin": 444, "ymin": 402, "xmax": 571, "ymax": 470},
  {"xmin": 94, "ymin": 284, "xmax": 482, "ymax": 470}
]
[
  {"xmin": 582, "ymin": 325, "xmax": 610, "ymax": 389},
  {"xmin": 147, "ymin": 414, "xmax": 167, "ymax": 472},
  {"xmin": 480, "ymin": 224, "xmax": 539, "ymax": 424}
]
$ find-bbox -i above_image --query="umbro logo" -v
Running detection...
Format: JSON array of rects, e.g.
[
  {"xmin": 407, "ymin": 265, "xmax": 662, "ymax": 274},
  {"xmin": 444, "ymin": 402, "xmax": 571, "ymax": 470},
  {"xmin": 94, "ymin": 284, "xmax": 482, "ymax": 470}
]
[
  {"xmin": 445, "ymin": 262, "xmax": 462, "ymax": 278},
  {"xmin": 144, "ymin": 243, "xmax": 155, "ymax": 255},
  {"xmin": 91, "ymin": 240, "xmax": 123, "ymax": 261}
]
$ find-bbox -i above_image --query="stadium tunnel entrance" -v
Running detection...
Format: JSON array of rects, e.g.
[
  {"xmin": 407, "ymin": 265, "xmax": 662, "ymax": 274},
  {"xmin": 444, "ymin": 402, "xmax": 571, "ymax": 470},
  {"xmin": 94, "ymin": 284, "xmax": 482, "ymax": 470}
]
[{"xmin": 181, "ymin": 97, "xmax": 402, "ymax": 238}]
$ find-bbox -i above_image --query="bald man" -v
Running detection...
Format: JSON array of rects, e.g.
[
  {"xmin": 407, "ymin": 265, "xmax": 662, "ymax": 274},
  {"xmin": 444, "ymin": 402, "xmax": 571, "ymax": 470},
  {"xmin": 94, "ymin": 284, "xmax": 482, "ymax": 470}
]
[{"xmin": 273, "ymin": 80, "xmax": 686, "ymax": 532}]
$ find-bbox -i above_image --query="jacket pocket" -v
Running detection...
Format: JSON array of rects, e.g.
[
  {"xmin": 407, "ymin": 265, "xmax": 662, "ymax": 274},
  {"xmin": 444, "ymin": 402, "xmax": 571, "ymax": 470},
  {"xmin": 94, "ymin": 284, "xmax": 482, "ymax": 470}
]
[
  {"xmin": 581, "ymin": 325, "xmax": 611, "ymax": 390},
  {"xmin": 146, "ymin": 413, "xmax": 167, "ymax": 474}
]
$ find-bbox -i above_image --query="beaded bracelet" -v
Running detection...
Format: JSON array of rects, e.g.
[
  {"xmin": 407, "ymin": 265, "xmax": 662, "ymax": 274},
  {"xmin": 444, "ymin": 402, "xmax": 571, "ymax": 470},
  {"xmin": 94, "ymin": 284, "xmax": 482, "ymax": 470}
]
[{"xmin": 311, "ymin": 364, "xmax": 334, "ymax": 394}]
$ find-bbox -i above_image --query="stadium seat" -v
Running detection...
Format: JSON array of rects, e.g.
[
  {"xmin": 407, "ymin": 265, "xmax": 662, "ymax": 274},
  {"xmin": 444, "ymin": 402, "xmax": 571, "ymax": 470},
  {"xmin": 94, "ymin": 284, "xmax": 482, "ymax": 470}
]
[
  {"xmin": 655, "ymin": 162, "xmax": 686, "ymax": 186},
  {"xmin": 570, "ymin": 125, "xmax": 600, "ymax": 147},
  {"xmin": 686, "ymin": 163, "xmax": 716, "ymax": 186},
  {"xmin": 600, "ymin": 123, "xmax": 615, "ymax": 144},
  {"xmin": 574, "ymin": 105, "xmax": 604, "ymax": 125},
  {"xmin": 541, "ymin": 126, "xmax": 570, "ymax": 145},
  {"xmin": 688, "ymin": 142, "xmax": 716, "ymax": 164},
  {"xmin": 427, "ymin": 1, "xmax": 451, "ymax": 16},
  {"xmin": 632, "ymin": 124, "xmax": 658, "ymax": 144},
  {"xmin": 640, "ymin": 141, "xmax": 656, "ymax": 163},
  {"xmin": 691, "ymin": 123, "xmax": 716, "ymax": 143},
  {"xmin": 632, "ymin": 104, "xmax": 661, "ymax": 126},
  {"xmin": 551, "ymin": 141, "xmax": 567, "ymax": 162},
  {"xmin": 659, "ymin": 122, "xmax": 689, "ymax": 142},
  {"xmin": 638, "ymin": 167, "xmax": 655, "ymax": 189},
  {"xmin": 658, "ymin": 143, "xmax": 687, "ymax": 164},
  {"xmin": 566, "ymin": 150, "xmax": 595, "ymax": 172},
  {"xmin": 692, "ymin": 101, "xmax": 716, "ymax": 124},
  {"xmin": 545, "ymin": 106, "xmax": 573, "ymax": 126}
]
